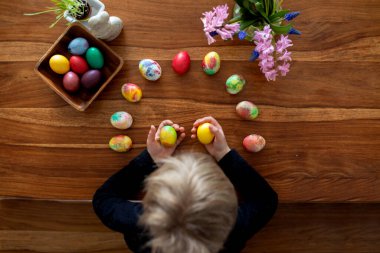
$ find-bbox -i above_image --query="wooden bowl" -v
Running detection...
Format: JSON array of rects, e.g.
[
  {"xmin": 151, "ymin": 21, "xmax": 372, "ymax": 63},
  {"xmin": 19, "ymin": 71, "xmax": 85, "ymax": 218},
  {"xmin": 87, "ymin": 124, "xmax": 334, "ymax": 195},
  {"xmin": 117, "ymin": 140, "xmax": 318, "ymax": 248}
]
[{"xmin": 35, "ymin": 23, "xmax": 123, "ymax": 111}]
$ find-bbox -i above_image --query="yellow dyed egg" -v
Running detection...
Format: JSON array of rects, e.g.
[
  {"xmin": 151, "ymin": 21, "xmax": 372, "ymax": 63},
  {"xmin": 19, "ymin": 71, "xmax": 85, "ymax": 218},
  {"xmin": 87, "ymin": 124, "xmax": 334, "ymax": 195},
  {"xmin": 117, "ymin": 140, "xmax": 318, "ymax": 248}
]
[
  {"xmin": 197, "ymin": 123, "xmax": 215, "ymax": 144},
  {"xmin": 109, "ymin": 135, "xmax": 132, "ymax": 152},
  {"xmin": 49, "ymin": 54, "xmax": 70, "ymax": 74},
  {"xmin": 159, "ymin": 125, "xmax": 177, "ymax": 147}
]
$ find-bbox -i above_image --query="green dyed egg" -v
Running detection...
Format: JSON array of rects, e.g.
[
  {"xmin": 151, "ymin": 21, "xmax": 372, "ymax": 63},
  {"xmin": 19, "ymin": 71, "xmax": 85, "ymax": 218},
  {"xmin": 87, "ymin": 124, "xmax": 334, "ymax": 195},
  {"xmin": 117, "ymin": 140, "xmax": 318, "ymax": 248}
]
[
  {"xmin": 85, "ymin": 47, "xmax": 104, "ymax": 69},
  {"xmin": 226, "ymin": 74, "xmax": 246, "ymax": 94}
]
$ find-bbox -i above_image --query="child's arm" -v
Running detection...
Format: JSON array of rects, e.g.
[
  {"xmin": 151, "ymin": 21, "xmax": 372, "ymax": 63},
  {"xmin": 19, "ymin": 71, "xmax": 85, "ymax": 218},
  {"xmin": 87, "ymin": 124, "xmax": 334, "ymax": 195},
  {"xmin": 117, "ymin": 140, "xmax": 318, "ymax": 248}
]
[
  {"xmin": 92, "ymin": 149, "xmax": 155, "ymax": 233},
  {"xmin": 218, "ymin": 149, "xmax": 278, "ymax": 233},
  {"xmin": 191, "ymin": 116, "xmax": 278, "ymax": 239},
  {"xmin": 93, "ymin": 121, "xmax": 185, "ymax": 233}
]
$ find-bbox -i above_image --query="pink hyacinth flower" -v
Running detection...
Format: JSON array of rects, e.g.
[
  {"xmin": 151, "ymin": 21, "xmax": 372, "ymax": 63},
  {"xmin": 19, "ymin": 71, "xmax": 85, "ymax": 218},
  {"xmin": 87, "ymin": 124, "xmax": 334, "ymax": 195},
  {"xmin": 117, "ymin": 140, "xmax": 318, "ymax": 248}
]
[
  {"xmin": 277, "ymin": 62, "xmax": 290, "ymax": 76},
  {"xmin": 278, "ymin": 50, "xmax": 292, "ymax": 62},
  {"xmin": 264, "ymin": 69, "xmax": 278, "ymax": 81},
  {"xmin": 276, "ymin": 35, "xmax": 293, "ymax": 54},
  {"xmin": 201, "ymin": 4, "xmax": 240, "ymax": 45}
]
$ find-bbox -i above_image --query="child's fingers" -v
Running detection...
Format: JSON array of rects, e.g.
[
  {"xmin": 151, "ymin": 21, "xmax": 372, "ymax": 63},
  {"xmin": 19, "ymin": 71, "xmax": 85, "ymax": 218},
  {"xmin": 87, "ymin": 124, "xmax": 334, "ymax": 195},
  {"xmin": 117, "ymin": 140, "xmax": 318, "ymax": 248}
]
[
  {"xmin": 147, "ymin": 125, "xmax": 157, "ymax": 143},
  {"xmin": 172, "ymin": 124, "xmax": 180, "ymax": 131},
  {"xmin": 193, "ymin": 116, "xmax": 222, "ymax": 129},
  {"xmin": 191, "ymin": 134, "xmax": 196, "ymax": 139},
  {"xmin": 191, "ymin": 127, "xmax": 197, "ymax": 133},
  {"xmin": 209, "ymin": 124, "xmax": 224, "ymax": 140},
  {"xmin": 155, "ymin": 120, "xmax": 174, "ymax": 140},
  {"xmin": 176, "ymin": 132, "xmax": 186, "ymax": 145}
]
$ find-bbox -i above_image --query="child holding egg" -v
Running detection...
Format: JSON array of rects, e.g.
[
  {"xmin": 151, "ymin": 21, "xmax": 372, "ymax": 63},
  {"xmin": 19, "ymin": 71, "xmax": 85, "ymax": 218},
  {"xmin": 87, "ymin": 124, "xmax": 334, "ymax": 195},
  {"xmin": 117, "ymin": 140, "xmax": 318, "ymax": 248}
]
[{"xmin": 93, "ymin": 116, "xmax": 278, "ymax": 253}]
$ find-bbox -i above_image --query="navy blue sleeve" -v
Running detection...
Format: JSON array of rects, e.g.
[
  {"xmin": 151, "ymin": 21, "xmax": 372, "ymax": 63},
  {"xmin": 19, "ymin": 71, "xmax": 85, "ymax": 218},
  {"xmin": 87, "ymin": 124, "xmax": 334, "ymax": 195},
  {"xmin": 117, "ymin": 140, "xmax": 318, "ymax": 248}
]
[
  {"xmin": 218, "ymin": 149, "xmax": 278, "ymax": 252},
  {"xmin": 92, "ymin": 149, "xmax": 157, "ymax": 233}
]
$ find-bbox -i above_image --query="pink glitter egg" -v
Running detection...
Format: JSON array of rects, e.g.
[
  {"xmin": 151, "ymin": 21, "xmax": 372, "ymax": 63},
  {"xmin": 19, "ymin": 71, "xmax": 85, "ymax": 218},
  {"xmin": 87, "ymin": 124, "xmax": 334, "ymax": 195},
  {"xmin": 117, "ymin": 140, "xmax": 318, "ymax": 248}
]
[
  {"xmin": 243, "ymin": 134, "xmax": 266, "ymax": 153},
  {"xmin": 121, "ymin": 83, "xmax": 142, "ymax": 102},
  {"xmin": 236, "ymin": 101, "xmax": 259, "ymax": 120}
]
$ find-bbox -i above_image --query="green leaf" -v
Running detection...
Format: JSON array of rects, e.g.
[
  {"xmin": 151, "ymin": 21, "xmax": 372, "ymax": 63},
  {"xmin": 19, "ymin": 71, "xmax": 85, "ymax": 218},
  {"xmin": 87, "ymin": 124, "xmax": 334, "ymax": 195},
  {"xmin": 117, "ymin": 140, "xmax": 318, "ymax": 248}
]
[
  {"xmin": 254, "ymin": 2, "xmax": 270, "ymax": 23},
  {"xmin": 270, "ymin": 23, "xmax": 292, "ymax": 34},
  {"xmin": 235, "ymin": 0, "xmax": 245, "ymax": 8},
  {"xmin": 264, "ymin": 0, "xmax": 270, "ymax": 15},
  {"xmin": 269, "ymin": 9, "xmax": 290, "ymax": 22},
  {"xmin": 240, "ymin": 20, "xmax": 255, "ymax": 30}
]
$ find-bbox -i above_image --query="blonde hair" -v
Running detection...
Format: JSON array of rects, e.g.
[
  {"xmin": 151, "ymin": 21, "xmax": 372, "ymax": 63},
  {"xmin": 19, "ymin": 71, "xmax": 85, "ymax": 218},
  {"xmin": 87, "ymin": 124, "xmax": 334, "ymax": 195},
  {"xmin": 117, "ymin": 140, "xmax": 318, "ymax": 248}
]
[{"xmin": 139, "ymin": 153, "xmax": 238, "ymax": 253}]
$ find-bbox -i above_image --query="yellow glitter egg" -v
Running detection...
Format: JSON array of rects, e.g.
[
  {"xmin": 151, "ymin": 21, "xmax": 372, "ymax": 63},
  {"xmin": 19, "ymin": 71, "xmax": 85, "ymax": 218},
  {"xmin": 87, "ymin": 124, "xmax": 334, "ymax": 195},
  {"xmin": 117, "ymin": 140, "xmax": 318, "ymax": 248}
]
[
  {"xmin": 109, "ymin": 135, "xmax": 132, "ymax": 152},
  {"xmin": 159, "ymin": 125, "xmax": 177, "ymax": 147},
  {"xmin": 121, "ymin": 83, "xmax": 142, "ymax": 102},
  {"xmin": 197, "ymin": 123, "xmax": 215, "ymax": 144}
]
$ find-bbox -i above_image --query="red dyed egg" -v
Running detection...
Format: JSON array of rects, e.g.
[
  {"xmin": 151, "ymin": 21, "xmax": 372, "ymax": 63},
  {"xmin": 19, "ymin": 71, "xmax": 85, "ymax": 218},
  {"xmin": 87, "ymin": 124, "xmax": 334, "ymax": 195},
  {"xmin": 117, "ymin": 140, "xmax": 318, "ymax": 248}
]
[
  {"xmin": 63, "ymin": 71, "xmax": 80, "ymax": 93},
  {"xmin": 172, "ymin": 51, "xmax": 191, "ymax": 75},
  {"xmin": 70, "ymin": 56, "xmax": 89, "ymax": 74}
]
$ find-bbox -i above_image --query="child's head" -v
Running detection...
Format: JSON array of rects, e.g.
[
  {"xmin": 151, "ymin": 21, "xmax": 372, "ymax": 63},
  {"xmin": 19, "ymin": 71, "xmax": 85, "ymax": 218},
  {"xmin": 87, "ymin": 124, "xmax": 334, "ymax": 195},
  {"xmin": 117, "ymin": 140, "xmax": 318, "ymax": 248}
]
[{"xmin": 139, "ymin": 153, "xmax": 238, "ymax": 253}]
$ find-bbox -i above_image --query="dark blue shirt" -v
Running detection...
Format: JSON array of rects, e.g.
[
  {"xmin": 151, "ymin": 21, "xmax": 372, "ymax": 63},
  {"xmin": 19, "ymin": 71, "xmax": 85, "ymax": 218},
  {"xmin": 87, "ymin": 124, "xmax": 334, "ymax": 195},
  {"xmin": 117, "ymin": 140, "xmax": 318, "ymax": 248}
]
[{"xmin": 93, "ymin": 149, "xmax": 278, "ymax": 252}]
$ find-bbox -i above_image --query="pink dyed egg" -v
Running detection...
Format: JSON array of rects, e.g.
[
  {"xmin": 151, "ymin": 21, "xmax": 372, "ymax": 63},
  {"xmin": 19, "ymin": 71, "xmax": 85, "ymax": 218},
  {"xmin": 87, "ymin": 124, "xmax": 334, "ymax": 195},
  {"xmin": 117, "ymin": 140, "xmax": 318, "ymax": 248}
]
[
  {"xmin": 63, "ymin": 71, "xmax": 80, "ymax": 93},
  {"xmin": 243, "ymin": 134, "xmax": 266, "ymax": 153},
  {"xmin": 172, "ymin": 51, "xmax": 191, "ymax": 75}
]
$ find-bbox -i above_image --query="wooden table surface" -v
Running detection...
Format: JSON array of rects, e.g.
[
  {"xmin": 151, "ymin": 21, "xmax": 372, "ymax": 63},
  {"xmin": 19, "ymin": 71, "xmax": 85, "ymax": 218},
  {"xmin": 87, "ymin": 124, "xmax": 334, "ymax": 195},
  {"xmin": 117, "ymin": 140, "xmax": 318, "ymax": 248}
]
[
  {"xmin": 1, "ymin": 0, "xmax": 379, "ymax": 202},
  {"xmin": 0, "ymin": 0, "xmax": 380, "ymax": 252}
]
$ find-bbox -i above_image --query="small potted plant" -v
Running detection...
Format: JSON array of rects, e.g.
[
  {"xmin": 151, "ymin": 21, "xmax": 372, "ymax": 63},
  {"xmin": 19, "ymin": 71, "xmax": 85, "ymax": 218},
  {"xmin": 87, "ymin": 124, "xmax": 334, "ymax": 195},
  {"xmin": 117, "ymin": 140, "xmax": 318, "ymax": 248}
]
[{"xmin": 25, "ymin": 0, "xmax": 105, "ymax": 28}]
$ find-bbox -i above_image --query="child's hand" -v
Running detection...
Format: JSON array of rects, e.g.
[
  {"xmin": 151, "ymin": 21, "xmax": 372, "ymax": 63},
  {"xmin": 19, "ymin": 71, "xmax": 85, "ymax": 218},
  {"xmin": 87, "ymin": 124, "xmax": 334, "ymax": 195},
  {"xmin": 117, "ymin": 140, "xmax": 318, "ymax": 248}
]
[
  {"xmin": 147, "ymin": 120, "xmax": 186, "ymax": 164},
  {"xmin": 191, "ymin": 116, "xmax": 231, "ymax": 161}
]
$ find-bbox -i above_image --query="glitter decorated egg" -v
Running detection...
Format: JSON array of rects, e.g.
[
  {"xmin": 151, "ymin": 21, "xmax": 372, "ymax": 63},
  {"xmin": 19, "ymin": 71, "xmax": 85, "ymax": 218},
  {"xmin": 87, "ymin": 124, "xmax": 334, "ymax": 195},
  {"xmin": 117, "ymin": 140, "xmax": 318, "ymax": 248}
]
[
  {"xmin": 172, "ymin": 51, "xmax": 191, "ymax": 75},
  {"xmin": 85, "ymin": 47, "xmax": 104, "ymax": 69},
  {"xmin": 121, "ymin": 83, "xmax": 142, "ymax": 102},
  {"xmin": 243, "ymin": 134, "xmax": 266, "ymax": 152},
  {"xmin": 202, "ymin": 51, "xmax": 220, "ymax": 75},
  {"xmin": 226, "ymin": 74, "xmax": 246, "ymax": 94},
  {"xmin": 139, "ymin": 59, "xmax": 162, "ymax": 81},
  {"xmin": 236, "ymin": 101, "xmax": 259, "ymax": 120},
  {"xmin": 159, "ymin": 125, "xmax": 177, "ymax": 147},
  {"xmin": 197, "ymin": 123, "xmax": 215, "ymax": 144},
  {"xmin": 110, "ymin": 111, "xmax": 133, "ymax": 130},
  {"xmin": 68, "ymin": 37, "xmax": 89, "ymax": 55},
  {"xmin": 49, "ymin": 55, "xmax": 70, "ymax": 74},
  {"xmin": 109, "ymin": 135, "xmax": 132, "ymax": 152}
]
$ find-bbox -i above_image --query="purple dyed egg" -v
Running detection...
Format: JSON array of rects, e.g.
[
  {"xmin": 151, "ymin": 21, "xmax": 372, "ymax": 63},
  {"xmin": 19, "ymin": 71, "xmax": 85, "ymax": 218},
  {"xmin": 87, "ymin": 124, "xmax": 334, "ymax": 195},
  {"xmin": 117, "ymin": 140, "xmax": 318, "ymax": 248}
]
[{"xmin": 81, "ymin": 70, "xmax": 102, "ymax": 90}]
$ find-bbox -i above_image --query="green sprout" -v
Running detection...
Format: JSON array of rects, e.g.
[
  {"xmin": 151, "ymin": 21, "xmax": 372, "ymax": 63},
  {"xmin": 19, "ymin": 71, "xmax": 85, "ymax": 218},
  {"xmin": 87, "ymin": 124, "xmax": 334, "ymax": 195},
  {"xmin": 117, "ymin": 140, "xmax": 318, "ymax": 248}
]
[{"xmin": 24, "ymin": 0, "xmax": 89, "ymax": 28}]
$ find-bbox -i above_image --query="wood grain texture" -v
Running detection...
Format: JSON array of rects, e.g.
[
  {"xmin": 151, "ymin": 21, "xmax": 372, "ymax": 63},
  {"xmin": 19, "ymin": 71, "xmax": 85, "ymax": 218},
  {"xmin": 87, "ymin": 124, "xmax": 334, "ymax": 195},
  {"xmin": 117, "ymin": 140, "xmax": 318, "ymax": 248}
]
[
  {"xmin": 0, "ymin": 0, "xmax": 379, "ymax": 204},
  {"xmin": 1, "ymin": 199, "xmax": 379, "ymax": 253}
]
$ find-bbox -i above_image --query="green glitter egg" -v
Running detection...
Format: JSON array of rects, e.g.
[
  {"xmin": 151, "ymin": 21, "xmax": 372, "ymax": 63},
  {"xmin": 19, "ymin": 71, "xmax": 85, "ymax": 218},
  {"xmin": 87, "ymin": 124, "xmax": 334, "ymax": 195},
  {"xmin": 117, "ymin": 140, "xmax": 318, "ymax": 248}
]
[{"xmin": 226, "ymin": 74, "xmax": 246, "ymax": 94}]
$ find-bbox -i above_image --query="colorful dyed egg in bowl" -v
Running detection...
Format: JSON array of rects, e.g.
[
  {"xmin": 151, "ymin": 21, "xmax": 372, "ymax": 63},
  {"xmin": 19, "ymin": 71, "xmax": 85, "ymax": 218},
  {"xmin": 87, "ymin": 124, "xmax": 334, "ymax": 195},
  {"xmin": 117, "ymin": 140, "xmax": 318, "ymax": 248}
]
[{"xmin": 35, "ymin": 23, "xmax": 124, "ymax": 111}]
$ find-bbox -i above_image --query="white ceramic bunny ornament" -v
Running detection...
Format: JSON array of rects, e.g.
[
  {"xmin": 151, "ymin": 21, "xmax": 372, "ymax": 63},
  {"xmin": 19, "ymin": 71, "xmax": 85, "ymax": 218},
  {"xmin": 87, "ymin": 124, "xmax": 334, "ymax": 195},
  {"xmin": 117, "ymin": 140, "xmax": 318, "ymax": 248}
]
[{"xmin": 88, "ymin": 11, "xmax": 123, "ymax": 41}]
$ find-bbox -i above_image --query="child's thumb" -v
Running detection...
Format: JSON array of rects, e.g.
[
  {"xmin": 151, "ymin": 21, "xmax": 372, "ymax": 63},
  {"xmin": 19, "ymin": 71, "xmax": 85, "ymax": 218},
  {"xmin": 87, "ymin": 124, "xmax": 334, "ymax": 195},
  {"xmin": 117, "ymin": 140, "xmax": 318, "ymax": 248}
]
[{"xmin": 147, "ymin": 125, "xmax": 156, "ymax": 142}]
